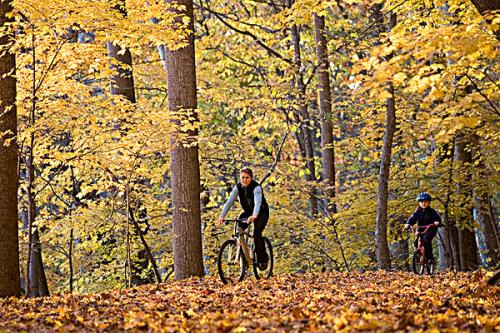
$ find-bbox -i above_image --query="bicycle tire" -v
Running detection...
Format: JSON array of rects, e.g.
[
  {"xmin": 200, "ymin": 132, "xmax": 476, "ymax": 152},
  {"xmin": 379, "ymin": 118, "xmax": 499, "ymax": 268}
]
[
  {"xmin": 217, "ymin": 239, "xmax": 246, "ymax": 285},
  {"xmin": 412, "ymin": 251, "xmax": 425, "ymax": 275},
  {"xmin": 487, "ymin": 271, "xmax": 500, "ymax": 286},
  {"xmin": 253, "ymin": 237, "xmax": 274, "ymax": 280},
  {"xmin": 426, "ymin": 261, "xmax": 435, "ymax": 275}
]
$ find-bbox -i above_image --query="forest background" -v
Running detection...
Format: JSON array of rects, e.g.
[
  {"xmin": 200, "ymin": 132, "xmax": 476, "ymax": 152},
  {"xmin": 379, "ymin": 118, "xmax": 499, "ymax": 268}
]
[{"xmin": 0, "ymin": 0, "xmax": 498, "ymax": 297}]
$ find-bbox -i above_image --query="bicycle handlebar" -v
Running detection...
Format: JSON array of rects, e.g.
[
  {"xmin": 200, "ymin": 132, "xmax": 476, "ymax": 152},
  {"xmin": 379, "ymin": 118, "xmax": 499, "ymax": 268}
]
[
  {"xmin": 222, "ymin": 218, "xmax": 249, "ymax": 225},
  {"xmin": 415, "ymin": 224, "xmax": 439, "ymax": 234}
]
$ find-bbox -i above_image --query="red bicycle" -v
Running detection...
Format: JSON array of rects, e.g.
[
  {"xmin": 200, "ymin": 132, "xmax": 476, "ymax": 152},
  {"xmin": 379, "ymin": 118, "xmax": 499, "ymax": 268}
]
[{"xmin": 407, "ymin": 224, "xmax": 438, "ymax": 275}]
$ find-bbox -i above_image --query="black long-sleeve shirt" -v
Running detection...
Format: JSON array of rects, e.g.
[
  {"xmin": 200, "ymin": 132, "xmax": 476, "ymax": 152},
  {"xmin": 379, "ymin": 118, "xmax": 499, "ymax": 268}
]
[{"xmin": 406, "ymin": 207, "xmax": 441, "ymax": 227}]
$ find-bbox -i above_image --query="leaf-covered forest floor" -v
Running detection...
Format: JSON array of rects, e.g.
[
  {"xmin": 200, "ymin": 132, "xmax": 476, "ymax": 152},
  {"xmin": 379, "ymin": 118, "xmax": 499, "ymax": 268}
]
[{"xmin": 0, "ymin": 271, "xmax": 498, "ymax": 332}]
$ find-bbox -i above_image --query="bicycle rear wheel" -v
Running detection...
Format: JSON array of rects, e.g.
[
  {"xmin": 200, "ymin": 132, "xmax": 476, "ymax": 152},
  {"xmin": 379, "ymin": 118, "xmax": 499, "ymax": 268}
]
[
  {"xmin": 217, "ymin": 239, "xmax": 246, "ymax": 284},
  {"xmin": 253, "ymin": 237, "xmax": 273, "ymax": 280},
  {"xmin": 412, "ymin": 251, "xmax": 425, "ymax": 275}
]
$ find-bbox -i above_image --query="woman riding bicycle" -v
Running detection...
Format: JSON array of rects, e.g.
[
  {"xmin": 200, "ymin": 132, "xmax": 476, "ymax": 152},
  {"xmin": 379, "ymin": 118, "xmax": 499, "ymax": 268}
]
[
  {"xmin": 404, "ymin": 192, "xmax": 441, "ymax": 264},
  {"xmin": 218, "ymin": 167, "xmax": 269, "ymax": 270}
]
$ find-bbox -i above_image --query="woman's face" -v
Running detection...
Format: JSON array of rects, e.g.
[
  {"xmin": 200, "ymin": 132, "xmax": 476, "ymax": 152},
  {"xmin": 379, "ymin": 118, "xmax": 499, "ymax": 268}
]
[
  {"xmin": 419, "ymin": 200, "xmax": 430, "ymax": 209},
  {"xmin": 240, "ymin": 172, "xmax": 252, "ymax": 187}
]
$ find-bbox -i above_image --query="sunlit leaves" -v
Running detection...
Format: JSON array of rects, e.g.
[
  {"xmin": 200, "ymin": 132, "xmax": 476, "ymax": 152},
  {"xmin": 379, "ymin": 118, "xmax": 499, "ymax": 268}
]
[{"xmin": 0, "ymin": 272, "xmax": 498, "ymax": 332}]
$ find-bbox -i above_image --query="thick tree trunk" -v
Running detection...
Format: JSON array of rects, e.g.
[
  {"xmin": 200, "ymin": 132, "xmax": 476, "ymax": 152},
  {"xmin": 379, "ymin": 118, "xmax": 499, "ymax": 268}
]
[
  {"xmin": 21, "ymin": 209, "xmax": 49, "ymax": 297},
  {"xmin": 0, "ymin": 0, "xmax": 20, "ymax": 298},
  {"xmin": 469, "ymin": 0, "xmax": 500, "ymax": 40},
  {"xmin": 28, "ymin": 229, "xmax": 49, "ymax": 297},
  {"xmin": 454, "ymin": 134, "xmax": 479, "ymax": 271},
  {"xmin": 313, "ymin": 13, "xmax": 336, "ymax": 213},
  {"xmin": 434, "ymin": 143, "xmax": 454, "ymax": 270},
  {"xmin": 441, "ymin": 141, "xmax": 461, "ymax": 270},
  {"xmin": 472, "ymin": 137, "xmax": 500, "ymax": 268},
  {"xmin": 166, "ymin": 0, "xmax": 204, "ymax": 279},
  {"xmin": 437, "ymin": 227, "xmax": 448, "ymax": 271},
  {"xmin": 470, "ymin": 0, "xmax": 500, "ymax": 12},
  {"xmin": 375, "ymin": 13, "xmax": 397, "ymax": 270},
  {"xmin": 290, "ymin": 21, "xmax": 318, "ymax": 216},
  {"xmin": 106, "ymin": 0, "xmax": 136, "ymax": 102},
  {"xmin": 449, "ymin": 217, "xmax": 462, "ymax": 270}
]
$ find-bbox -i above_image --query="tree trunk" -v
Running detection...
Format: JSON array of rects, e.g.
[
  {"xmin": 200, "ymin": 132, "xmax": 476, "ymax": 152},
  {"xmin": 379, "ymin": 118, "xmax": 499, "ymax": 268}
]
[
  {"xmin": 290, "ymin": 18, "xmax": 318, "ymax": 216},
  {"xmin": 441, "ymin": 141, "xmax": 461, "ymax": 270},
  {"xmin": 469, "ymin": 0, "xmax": 500, "ymax": 40},
  {"xmin": 127, "ymin": 199, "xmax": 162, "ymax": 284},
  {"xmin": 166, "ymin": 0, "xmax": 204, "ymax": 279},
  {"xmin": 437, "ymin": 227, "xmax": 448, "ymax": 271},
  {"xmin": 69, "ymin": 228, "xmax": 74, "ymax": 293},
  {"xmin": 108, "ymin": 1, "xmax": 162, "ymax": 285},
  {"xmin": 448, "ymin": 217, "xmax": 462, "ymax": 271},
  {"xmin": 20, "ymin": 209, "xmax": 49, "ymax": 297},
  {"xmin": 28, "ymin": 229, "xmax": 49, "ymax": 297},
  {"xmin": 0, "ymin": 0, "xmax": 20, "ymax": 298},
  {"xmin": 106, "ymin": 0, "xmax": 136, "ymax": 103},
  {"xmin": 375, "ymin": 13, "xmax": 397, "ymax": 270},
  {"xmin": 434, "ymin": 143, "xmax": 454, "ymax": 270},
  {"xmin": 472, "ymin": 136, "xmax": 500, "ymax": 268},
  {"xmin": 313, "ymin": 13, "xmax": 336, "ymax": 213},
  {"xmin": 454, "ymin": 133, "xmax": 479, "ymax": 271}
]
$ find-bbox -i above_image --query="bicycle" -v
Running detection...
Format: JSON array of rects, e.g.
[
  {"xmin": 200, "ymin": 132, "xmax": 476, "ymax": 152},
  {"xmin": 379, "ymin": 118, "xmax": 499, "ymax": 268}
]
[
  {"xmin": 217, "ymin": 218, "xmax": 273, "ymax": 284},
  {"xmin": 406, "ymin": 224, "xmax": 439, "ymax": 275}
]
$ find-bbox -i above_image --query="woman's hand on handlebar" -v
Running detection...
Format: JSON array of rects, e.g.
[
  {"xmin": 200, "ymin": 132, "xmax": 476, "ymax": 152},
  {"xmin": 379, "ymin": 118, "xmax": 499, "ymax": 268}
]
[
  {"xmin": 247, "ymin": 215, "xmax": 257, "ymax": 224},
  {"xmin": 218, "ymin": 216, "xmax": 224, "ymax": 225}
]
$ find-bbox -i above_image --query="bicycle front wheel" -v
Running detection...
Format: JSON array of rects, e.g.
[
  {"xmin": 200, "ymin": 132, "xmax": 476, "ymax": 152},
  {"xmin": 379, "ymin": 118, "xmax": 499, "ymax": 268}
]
[
  {"xmin": 217, "ymin": 239, "xmax": 246, "ymax": 285},
  {"xmin": 426, "ymin": 260, "xmax": 435, "ymax": 275},
  {"xmin": 412, "ymin": 251, "xmax": 425, "ymax": 275},
  {"xmin": 253, "ymin": 237, "xmax": 273, "ymax": 280}
]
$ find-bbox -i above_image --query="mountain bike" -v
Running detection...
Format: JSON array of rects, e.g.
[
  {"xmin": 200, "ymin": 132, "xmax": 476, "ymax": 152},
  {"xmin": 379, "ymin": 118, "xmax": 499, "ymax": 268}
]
[
  {"xmin": 217, "ymin": 218, "xmax": 273, "ymax": 284},
  {"xmin": 407, "ymin": 224, "xmax": 438, "ymax": 275}
]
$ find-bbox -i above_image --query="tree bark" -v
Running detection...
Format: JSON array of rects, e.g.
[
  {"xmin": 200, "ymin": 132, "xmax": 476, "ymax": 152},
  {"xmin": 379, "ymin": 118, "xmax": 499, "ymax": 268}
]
[
  {"xmin": 472, "ymin": 136, "xmax": 500, "ymax": 268},
  {"xmin": 434, "ymin": 143, "xmax": 455, "ymax": 270},
  {"xmin": 28, "ymin": 229, "xmax": 49, "ymax": 297},
  {"xmin": 437, "ymin": 227, "xmax": 448, "ymax": 271},
  {"xmin": 290, "ymin": 17, "xmax": 318, "ymax": 216},
  {"xmin": 454, "ymin": 133, "xmax": 479, "ymax": 271},
  {"xmin": 375, "ymin": 13, "xmax": 397, "ymax": 270},
  {"xmin": 0, "ymin": 0, "xmax": 20, "ymax": 298},
  {"xmin": 166, "ymin": 0, "xmax": 204, "ymax": 279},
  {"xmin": 313, "ymin": 13, "xmax": 336, "ymax": 213},
  {"xmin": 442, "ymin": 141, "xmax": 461, "ymax": 270},
  {"xmin": 106, "ymin": 0, "xmax": 136, "ymax": 102},
  {"xmin": 469, "ymin": 0, "xmax": 500, "ymax": 40}
]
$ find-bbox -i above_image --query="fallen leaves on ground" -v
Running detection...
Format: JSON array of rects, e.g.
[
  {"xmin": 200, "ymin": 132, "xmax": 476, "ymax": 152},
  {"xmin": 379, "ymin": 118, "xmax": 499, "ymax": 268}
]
[{"xmin": 1, "ymin": 271, "xmax": 498, "ymax": 332}]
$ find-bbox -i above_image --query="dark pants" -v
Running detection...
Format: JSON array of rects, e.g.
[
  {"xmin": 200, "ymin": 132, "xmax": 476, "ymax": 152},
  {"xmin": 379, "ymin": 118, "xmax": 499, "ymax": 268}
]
[
  {"xmin": 238, "ymin": 205, "xmax": 269, "ymax": 264},
  {"xmin": 414, "ymin": 229, "xmax": 437, "ymax": 260}
]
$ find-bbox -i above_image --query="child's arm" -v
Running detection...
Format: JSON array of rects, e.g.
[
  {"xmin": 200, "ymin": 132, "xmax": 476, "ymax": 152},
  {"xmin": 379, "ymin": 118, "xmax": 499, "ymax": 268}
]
[
  {"xmin": 404, "ymin": 210, "xmax": 419, "ymax": 229},
  {"xmin": 431, "ymin": 208, "xmax": 442, "ymax": 225}
]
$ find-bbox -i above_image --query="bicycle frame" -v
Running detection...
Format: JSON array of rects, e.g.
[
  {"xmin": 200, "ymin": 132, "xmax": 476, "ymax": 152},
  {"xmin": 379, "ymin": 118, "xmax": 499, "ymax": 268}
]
[
  {"xmin": 237, "ymin": 225, "xmax": 253, "ymax": 267},
  {"xmin": 413, "ymin": 224, "xmax": 437, "ymax": 264},
  {"xmin": 226, "ymin": 219, "xmax": 254, "ymax": 267}
]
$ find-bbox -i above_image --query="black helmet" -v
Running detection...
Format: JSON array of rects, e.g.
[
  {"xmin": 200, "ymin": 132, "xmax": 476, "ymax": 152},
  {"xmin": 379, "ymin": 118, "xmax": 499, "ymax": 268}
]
[{"xmin": 416, "ymin": 192, "xmax": 432, "ymax": 202}]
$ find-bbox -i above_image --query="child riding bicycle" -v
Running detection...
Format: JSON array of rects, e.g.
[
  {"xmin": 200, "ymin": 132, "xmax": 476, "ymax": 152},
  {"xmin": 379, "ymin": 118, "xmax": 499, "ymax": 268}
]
[{"xmin": 404, "ymin": 192, "xmax": 442, "ymax": 264}]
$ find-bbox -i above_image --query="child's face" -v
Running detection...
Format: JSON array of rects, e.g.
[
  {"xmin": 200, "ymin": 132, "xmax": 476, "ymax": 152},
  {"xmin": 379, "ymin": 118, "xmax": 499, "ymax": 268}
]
[{"xmin": 419, "ymin": 200, "xmax": 430, "ymax": 209}]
